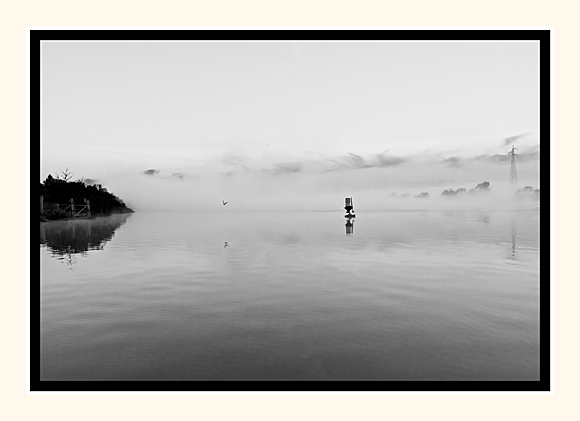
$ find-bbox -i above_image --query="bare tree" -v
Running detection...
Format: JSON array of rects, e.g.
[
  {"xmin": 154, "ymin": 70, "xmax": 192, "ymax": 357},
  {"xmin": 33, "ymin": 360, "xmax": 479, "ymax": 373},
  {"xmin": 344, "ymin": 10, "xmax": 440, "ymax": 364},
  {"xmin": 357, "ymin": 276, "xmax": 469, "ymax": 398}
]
[{"xmin": 60, "ymin": 168, "xmax": 74, "ymax": 182}]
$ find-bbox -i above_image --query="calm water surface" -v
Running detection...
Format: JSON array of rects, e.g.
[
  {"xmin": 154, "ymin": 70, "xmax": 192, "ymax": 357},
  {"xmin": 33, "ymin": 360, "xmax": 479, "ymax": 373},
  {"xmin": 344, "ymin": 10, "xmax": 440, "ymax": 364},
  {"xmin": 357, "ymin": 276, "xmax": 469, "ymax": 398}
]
[{"xmin": 40, "ymin": 209, "xmax": 540, "ymax": 380}]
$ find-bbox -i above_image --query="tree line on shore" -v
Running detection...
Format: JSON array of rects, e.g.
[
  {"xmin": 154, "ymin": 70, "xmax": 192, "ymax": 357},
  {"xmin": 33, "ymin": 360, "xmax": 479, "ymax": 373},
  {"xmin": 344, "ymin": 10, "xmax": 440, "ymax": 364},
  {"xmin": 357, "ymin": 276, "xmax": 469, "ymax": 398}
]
[
  {"xmin": 40, "ymin": 169, "xmax": 133, "ymax": 220},
  {"xmin": 389, "ymin": 181, "xmax": 540, "ymax": 199}
]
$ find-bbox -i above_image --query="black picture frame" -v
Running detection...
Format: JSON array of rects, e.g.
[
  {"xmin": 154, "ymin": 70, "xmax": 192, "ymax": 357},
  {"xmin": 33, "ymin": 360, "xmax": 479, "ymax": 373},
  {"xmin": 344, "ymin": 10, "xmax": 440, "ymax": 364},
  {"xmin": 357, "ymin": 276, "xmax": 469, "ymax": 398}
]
[{"xmin": 31, "ymin": 28, "xmax": 551, "ymax": 393}]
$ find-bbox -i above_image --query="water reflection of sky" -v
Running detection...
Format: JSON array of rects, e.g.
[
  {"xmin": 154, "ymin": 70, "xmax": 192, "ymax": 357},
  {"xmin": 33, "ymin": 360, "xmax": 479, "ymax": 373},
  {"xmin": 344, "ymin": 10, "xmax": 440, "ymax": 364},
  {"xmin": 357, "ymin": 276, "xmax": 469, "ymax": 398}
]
[
  {"xmin": 40, "ymin": 210, "xmax": 537, "ymax": 260},
  {"xmin": 40, "ymin": 210, "xmax": 540, "ymax": 380}
]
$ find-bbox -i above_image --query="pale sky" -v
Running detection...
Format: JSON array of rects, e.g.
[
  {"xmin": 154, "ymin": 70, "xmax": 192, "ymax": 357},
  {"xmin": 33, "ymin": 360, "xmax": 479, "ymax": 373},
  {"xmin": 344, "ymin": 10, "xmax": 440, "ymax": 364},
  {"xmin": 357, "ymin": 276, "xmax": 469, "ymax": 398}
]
[{"xmin": 41, "ymin": 41, "xmax": 540, "ymax": 211}]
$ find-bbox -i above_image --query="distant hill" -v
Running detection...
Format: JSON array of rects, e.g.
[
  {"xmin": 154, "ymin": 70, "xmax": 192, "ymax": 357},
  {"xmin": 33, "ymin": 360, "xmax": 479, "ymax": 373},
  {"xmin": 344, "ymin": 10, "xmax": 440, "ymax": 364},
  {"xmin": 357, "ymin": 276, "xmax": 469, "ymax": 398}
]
[{"xmin": 40, "ymin": 174, "xmax": 133, "ymax": 220}]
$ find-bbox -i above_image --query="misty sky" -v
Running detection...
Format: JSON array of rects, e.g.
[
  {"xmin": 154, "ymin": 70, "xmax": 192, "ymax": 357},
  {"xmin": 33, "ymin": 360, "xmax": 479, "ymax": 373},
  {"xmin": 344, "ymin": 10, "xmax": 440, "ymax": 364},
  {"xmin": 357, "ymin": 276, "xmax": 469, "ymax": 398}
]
[{"xmin": 41, "ymin": 41, "xmax": 540, "ymax": 211}]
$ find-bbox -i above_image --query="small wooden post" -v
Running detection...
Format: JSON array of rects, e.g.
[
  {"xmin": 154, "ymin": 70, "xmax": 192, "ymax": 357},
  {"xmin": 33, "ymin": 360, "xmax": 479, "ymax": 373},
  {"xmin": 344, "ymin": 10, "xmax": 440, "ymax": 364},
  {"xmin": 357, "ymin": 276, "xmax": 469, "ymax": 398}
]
[
  {"xmin": 86, "ymin": 199, "xmax": 91, "ymax": 217},
  {"xmin": 40, "ymin": 195, "xmax": 44, "ymax": 214},
  {"xmin": 40, "ymin": 222, "xmax": 46, "ymax": 243},
  {"xmin": 70, "ymin": 198, "xmax": 75, "ymax": 217}
]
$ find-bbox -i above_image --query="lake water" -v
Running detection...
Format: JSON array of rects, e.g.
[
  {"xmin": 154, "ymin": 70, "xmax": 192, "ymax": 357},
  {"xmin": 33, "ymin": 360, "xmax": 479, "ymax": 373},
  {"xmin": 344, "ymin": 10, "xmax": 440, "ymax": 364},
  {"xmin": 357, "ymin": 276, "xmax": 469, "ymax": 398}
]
[{"xmin": 40, "ymin": 209, "xmax": 540, "ymax": 381}]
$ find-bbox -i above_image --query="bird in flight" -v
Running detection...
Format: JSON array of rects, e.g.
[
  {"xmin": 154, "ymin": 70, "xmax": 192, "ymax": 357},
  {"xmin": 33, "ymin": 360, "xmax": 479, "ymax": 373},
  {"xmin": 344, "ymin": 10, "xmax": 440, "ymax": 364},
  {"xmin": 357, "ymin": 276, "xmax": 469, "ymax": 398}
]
[{"xmin": 222, "ymin": 201, "xmax": 228, "ymax": 206}]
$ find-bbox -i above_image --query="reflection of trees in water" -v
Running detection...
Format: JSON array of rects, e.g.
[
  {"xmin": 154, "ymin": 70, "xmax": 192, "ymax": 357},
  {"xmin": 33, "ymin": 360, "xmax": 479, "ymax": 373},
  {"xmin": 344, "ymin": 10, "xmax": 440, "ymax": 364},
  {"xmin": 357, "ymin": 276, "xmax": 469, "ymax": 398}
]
[{"xmin": 40, "ymin": 214, "xmax": 131, "ymax": 259}]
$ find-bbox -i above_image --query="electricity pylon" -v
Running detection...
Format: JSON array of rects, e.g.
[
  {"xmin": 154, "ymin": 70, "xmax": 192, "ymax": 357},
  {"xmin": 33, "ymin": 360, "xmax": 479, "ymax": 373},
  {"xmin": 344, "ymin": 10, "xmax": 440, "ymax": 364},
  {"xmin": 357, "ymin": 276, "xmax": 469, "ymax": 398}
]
[{"xmin": 508, "ymin": 145, "xmax": 518, "ymax": 191}]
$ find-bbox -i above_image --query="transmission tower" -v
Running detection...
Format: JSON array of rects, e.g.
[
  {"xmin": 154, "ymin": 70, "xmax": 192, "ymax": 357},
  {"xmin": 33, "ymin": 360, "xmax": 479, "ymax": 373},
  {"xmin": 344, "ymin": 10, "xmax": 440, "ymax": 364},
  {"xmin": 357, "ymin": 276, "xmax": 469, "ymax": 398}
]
[{"xmin": 508, "ymin": 145, "xmax": 518, "ymax": 191}]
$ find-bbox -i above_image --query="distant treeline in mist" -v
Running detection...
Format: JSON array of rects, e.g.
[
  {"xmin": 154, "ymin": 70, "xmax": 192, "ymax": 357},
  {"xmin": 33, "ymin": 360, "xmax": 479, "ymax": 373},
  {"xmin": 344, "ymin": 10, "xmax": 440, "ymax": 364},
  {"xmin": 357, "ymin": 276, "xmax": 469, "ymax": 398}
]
[
  {"xmin": 441, "ymin": 181, "xmax": 539, "ymax": 199},
  {"xmin": 388, "ymin": 181, "xmax": 494, "ymax": 199},
  {"xmin": 515, "ymin": 186, "xmax": 541, "ymax": 197},
  {"xmin": 441, "ymin": 181, "xmax": 493, "ymax": 197},
  {"xmin": 390, "ymin": 181, "xmax": 540, "ymax": 200},
  {"xmin": 440, "ymin": 181, "xmax": 539, "ymax": 199},
  {"xmin": 40, "ymin": 170, "xmax": 134, "ymax": 219}
]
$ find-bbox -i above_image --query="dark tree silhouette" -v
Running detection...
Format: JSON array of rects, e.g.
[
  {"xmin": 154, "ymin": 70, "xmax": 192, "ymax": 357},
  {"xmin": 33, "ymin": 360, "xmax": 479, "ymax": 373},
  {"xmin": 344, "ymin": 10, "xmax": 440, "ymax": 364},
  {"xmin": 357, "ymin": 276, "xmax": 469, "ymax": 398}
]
[
  {"xmin": 443, "ymin": 182, "xmax": 492, "ymax": 197},
  {"xmin": 60, "ymin": 168, "xmax": 74, "ymax": 182},
  {"xmin": 441, "ymin": 187, "xmax": 466, "ymax": 196},
  {"xmin": 516, "ymin": 186, "xmax": 540, "ymax": 199},
  {"xmin": 475, "ymin": 181, "xmax": 491, "ymax": 191},
  {"xmin": 468, "ymin": 181, "xmax": 492, "ymax": 195},
  {"xmin": 40, "ymin": 173, "xmax": 133, "ymax": 219}
]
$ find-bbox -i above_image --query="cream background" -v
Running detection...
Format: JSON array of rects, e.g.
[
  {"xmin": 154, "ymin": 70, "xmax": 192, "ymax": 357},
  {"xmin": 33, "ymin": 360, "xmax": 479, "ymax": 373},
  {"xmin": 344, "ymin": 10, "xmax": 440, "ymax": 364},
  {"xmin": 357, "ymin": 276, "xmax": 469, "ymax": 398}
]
[{"xmin": 2, "ymin": 0, "xmax": 572, "ymax": 419}]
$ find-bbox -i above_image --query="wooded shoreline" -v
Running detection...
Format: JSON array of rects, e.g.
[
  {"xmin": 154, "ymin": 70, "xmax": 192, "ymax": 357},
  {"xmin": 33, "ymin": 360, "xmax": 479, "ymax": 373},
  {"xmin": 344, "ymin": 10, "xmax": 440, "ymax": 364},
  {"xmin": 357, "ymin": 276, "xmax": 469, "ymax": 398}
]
[
  {"xmin": 40, "ymin": 172, "xmax": 134, "ymax": 221},
  {"xmin": 40, "ymin": 208, "xmax": 134, "ymax": 223}
]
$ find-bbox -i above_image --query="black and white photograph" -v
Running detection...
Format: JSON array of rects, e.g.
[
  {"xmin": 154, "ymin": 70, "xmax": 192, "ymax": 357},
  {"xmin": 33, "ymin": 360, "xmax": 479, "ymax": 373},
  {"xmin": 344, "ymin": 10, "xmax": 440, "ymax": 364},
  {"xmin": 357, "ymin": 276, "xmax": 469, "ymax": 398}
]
[{"xmin": 33, "ymin": 29, "xmax": 550, "ymax": 392}]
